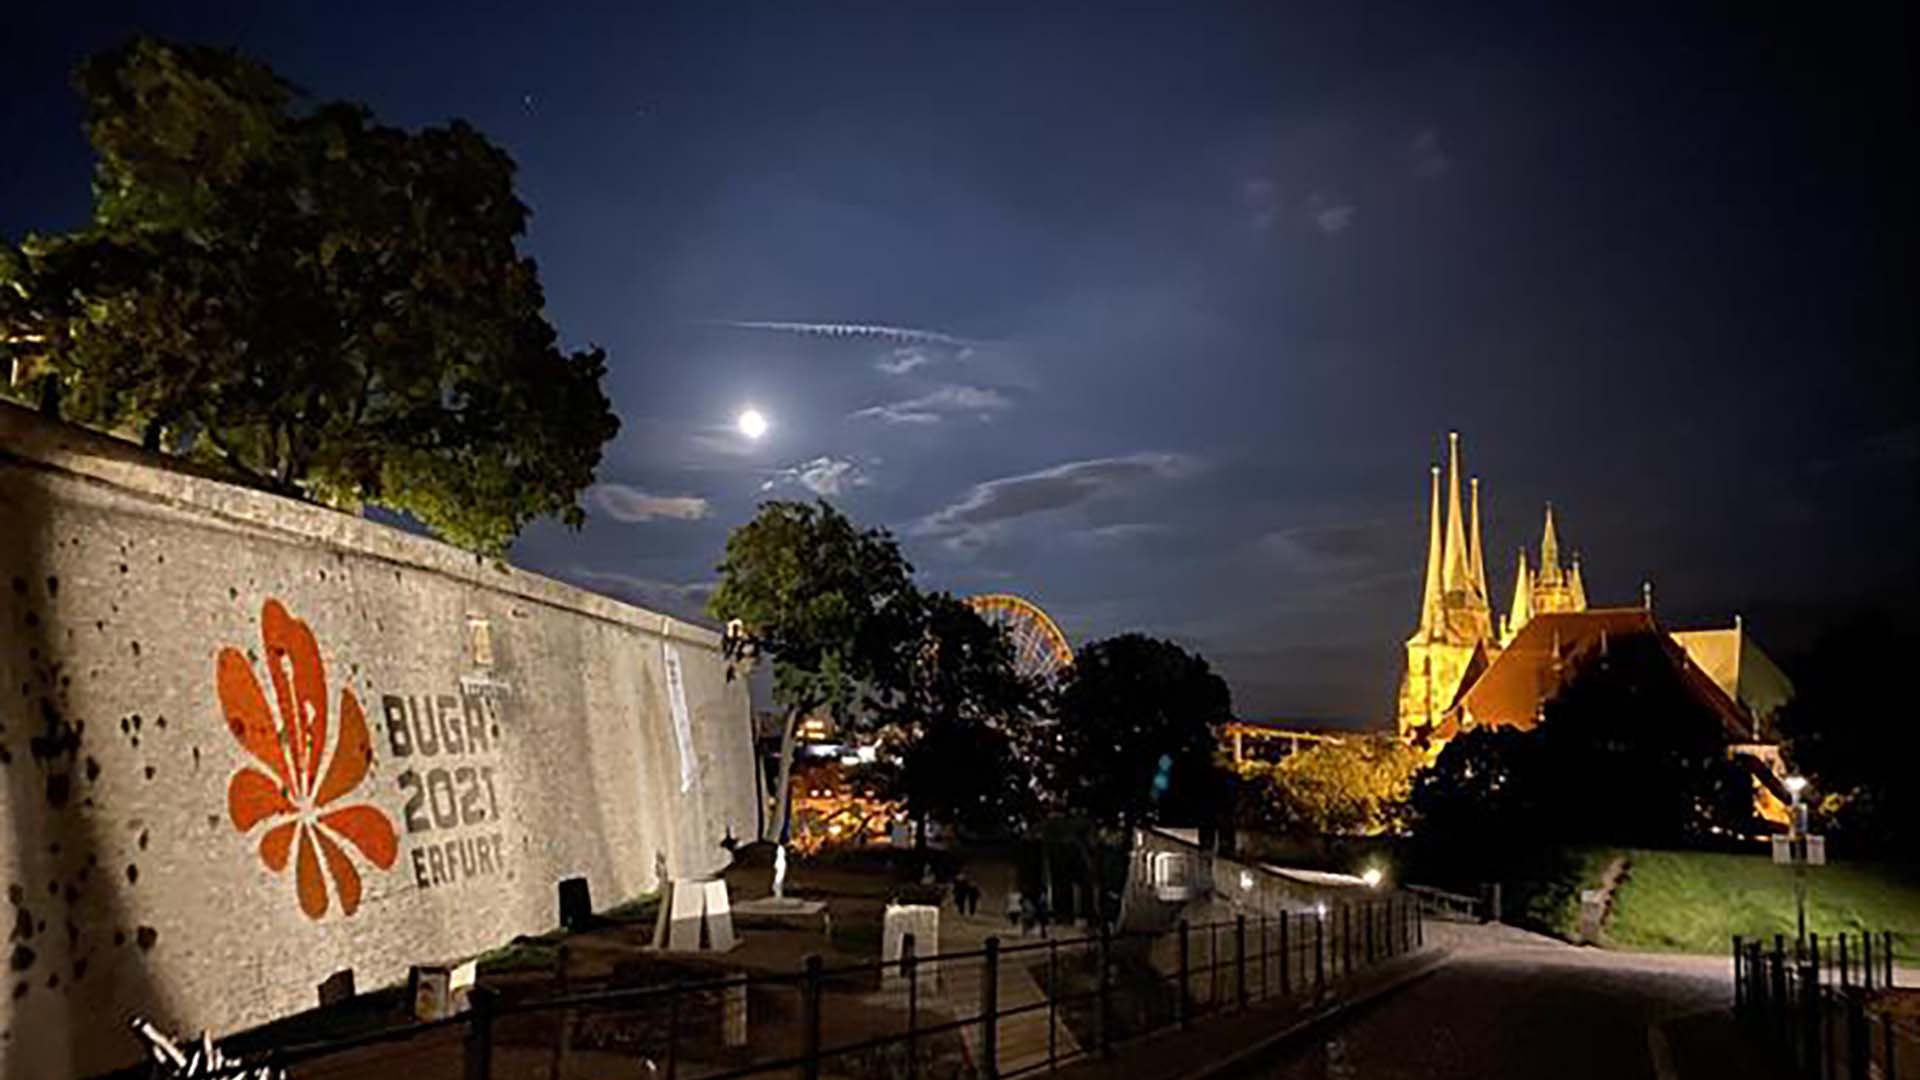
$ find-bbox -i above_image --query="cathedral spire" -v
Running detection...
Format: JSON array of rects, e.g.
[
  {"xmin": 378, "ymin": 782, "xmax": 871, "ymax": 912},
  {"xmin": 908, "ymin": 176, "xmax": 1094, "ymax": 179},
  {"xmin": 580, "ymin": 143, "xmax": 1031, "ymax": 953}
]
[
  {"xmin": 1505, "ymin": 547, "xmax": 1533, "ymax": 643},
  {"xmin": 1469, "ymin": 475, "xmax": 1490, "ymax": 605},
  {"xmin": 1442, "ymin": 432, "xmax": 1470, "ymax": 592},
  {"xmin": 1418, "ymin": 464, "xmax": 1443, "ymax": 637},
  {"xmin": 1538, "ymin": 502, "xmax": 1563, "ymax": 586},
  {"xmin": 1569, "ymin": 553, "xmax": 1588, "ymax": 611}
]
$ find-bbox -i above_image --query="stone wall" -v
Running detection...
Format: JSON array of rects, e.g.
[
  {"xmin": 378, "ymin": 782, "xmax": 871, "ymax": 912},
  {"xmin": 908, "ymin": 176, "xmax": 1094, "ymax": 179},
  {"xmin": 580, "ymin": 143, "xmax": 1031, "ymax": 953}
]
[{"xmin": 0, "ymin": 402, "xmax": 760, "ymax": 1077}]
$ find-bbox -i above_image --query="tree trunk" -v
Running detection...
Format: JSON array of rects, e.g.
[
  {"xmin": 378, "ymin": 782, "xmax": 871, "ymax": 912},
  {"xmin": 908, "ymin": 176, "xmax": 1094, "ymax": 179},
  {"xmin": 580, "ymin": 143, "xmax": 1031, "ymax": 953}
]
[{"xmin": 769, "ymin": 706, "xmax": 802, "ymax": 844}]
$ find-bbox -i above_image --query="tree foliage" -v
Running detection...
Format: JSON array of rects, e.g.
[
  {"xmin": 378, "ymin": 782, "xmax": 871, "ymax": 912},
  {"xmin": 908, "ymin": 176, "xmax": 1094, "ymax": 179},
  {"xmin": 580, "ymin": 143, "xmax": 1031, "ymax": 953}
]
[
  {"xmin": 1051, "ymin": 633, "xmax": 1232, "ymax": 832},
  {"xmin": 872, "ymin": 592, "xmax": 1038, "ymax": 843},
  {"xmin": 1238, "ymin": 735, "xmax": 1422, "ymax": 837},
  {"xmin": 1776, "ymin": 614, "xmax": 1918, "ymax": 857},
  {"xmin": 0, "ymin": 38, "xmax": 618, "ymax": 553},
  {"xmin": 708, "ymin": 500, "xmax": 922, "ymax": 840},
  {"xmin": 1413, "ymin": 632, "xmax": 1759, "ymax": 859}
]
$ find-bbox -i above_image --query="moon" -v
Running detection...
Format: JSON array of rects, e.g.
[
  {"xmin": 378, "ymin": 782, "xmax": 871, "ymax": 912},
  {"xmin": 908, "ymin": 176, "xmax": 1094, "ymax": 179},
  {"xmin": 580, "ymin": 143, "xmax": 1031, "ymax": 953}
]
[{"xmin": 737, "ymin": 408, "xmax": 769, "ymax": 440}]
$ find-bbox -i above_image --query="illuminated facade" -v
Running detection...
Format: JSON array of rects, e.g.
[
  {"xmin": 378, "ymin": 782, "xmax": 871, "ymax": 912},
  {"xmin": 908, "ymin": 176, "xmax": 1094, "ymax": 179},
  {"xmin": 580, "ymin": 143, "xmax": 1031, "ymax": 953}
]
[{"xmin": 1396, "ymin": 432, "xmax": 1496, "ymax": 741}]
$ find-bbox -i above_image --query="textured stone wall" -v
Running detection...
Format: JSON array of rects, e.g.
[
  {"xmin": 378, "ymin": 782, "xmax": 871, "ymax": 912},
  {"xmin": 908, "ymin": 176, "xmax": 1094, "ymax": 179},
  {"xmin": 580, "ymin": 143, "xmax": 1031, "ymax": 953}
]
[{"xmin": 0, "ymin": 402, "xmax": 760, "ymax": 1077}]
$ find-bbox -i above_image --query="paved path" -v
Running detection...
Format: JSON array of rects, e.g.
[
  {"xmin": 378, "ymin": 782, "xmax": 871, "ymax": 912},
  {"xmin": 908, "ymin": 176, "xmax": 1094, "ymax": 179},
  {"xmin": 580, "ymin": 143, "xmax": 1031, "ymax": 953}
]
[{"xmin": 1224, "ymin": 921, "xmax": 1795, "ymax": 1080}]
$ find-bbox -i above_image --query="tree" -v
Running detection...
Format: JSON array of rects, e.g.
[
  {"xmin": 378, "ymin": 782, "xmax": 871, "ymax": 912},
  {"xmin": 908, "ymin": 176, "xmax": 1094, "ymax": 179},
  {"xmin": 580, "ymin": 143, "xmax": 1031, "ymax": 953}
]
[
  {"xmin": 1051, "ymin": 633, "xmax": 1232, "ymax": 832},
  {"xmin": 708, "ymin": 500, "xmax": 921, "ymax": 844},
  {"xmin": 1239, "ymin": 735, "xmax": 1423, "ymax": 837},
  {"xmin": 873, "ymin": 592, "xmax": 1037, "ymax": 847},
  {"xmin": 1413, "ymin": 631, "xmax": 1759, "ymax": 856},
  {"xmin": 0, "ymin": 38, "xmax": 618, "ymax": 553},
  {"xmin": 1776, "ymin": 614, "xmax": 1919, "ymax": 857}
]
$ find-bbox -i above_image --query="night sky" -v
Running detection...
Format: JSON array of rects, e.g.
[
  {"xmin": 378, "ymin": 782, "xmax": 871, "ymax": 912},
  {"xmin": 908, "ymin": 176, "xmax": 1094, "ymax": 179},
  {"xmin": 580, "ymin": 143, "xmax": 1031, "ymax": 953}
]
[{"xmin": 5, "ymin": 4, "xmax": 1913, "ymax": 724}]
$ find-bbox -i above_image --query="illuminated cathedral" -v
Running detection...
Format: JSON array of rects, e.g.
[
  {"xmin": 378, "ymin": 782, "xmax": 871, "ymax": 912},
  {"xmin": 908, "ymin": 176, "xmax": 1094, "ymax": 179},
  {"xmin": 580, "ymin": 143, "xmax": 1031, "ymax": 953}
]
[{"xmin": 1395, "ymin": 433, "xmax": 1792, "ymax": 761}]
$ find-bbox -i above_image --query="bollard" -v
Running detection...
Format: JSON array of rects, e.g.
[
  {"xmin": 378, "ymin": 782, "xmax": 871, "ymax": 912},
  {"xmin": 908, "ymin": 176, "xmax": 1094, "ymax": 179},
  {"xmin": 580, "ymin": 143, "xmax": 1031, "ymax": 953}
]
[
  {"xmin": 981, "ymin": 937, "xmax": 1001, "ymax": 1079},
  {"xmin": 1236, "ymin": 915, "xmax": 1248, "ymax": 1009},
  {"xmin": 802, "ymin": 955, "xmax": 823, "ymax": 1080},
  {"xmin": 1177, "ymin": 921, "xmax": 1191, "ymax": 1028},
  {"xmin": 904, "ymin": 934, "xmax": 920, "ymax": 1080},
  {"xmin": 464, "ymin": 986, "xmax": 496, "ymax": 1080}
]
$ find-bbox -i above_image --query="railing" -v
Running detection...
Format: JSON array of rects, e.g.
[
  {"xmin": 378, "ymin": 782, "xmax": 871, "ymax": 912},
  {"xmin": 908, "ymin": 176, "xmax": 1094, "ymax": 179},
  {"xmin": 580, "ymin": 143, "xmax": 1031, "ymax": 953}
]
[
  {"xmin": 1734, "ymin": 930, "xmax": 1918, "ymax": 1080},
  {"xmin": 194, "ymin": 896, "xmax": 1426, "ymax": 1079},
  {"xmin": 1404, "ymin": 883, "xmax": 1489, "ymax": 923}
]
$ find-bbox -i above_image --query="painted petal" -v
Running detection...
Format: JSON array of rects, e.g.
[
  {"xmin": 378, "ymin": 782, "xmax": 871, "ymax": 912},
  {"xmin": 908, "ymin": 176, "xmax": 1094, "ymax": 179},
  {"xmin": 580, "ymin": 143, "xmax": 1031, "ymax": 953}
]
[
  {"xmin": 259, "ymin": 820, "xmax": 297, "ymax": 871},
  {"xmin": 294, "ymin": 825, "xmax": 328, "ymax": 919},
  {"xmin": 262, "ymin": 600, "xmax": 328, "ymax": 799},
  {"xmin": 218, "ymin": 647, "xmax": 292, "ymax": 786},
  {"xmin": 314, "ymin": 688, "xmax": 372, "ymax": 807},
  {"xmin": 320, "ymin": 804, "xmax": 399, "ymax": 869},
  {"xmin": 228, "ymin": 767, "xmax": 296, "ymax": 832},
  {"xmin": 313, "ymin": 827, "xmax": 364, "ymax": 916}
]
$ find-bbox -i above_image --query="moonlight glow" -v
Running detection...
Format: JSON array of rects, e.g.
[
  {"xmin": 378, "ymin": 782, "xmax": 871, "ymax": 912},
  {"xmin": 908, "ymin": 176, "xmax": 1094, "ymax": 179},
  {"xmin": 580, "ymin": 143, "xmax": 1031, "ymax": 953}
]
[{"xmin": 737, "ymin": 408, "xmax": 768, "ymax": 440}]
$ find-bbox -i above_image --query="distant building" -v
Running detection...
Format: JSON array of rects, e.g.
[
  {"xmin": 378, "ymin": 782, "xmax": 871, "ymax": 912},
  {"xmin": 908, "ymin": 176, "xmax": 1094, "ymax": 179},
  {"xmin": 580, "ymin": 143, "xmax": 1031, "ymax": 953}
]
[
  {"xmin": 1222, "ymin": 719, "xmax": 1351, "ymax": 765},
  {"xmin": 1393, "ymin": 433, "xmax": 1795, "ymax": 815}
]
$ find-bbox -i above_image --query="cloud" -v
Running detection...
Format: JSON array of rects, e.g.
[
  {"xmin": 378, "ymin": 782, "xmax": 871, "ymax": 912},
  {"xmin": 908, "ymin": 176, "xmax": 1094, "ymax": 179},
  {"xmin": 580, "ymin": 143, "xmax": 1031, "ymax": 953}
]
[
  {"xmin": 1072, "ymin": 522, "xmax": 1172, "ymax": 548},
  {"xmin": 564, "ymin": 568, "xmax": 716, "ymax": 619},
  {"xmin": 1407, "ymin": 128, "xmax": 1450, "ymax": 178},
  {"xmin": 852, "ymin": 384, "xmax": 1013, "ymax": 424},
  {"xmin": 1240, "ymin": 177, "xmax": 1281, "ymax": 231},
  {"xmin": 761, "ymin": 456, "xmax": 872, "ymax": 497},
  {"xmin": 917, "ymin": 453, "xmax": 1192, "ymax": 548},
  {"xmin": 590, "ymin": 483, "xmax": 712, "ymax": 522},
  {"xmin": 877, "ymin": 345, "xmax": 935, "ymax": 375},
  {"xmin": 707, "ymin": 320, "xmax": 982, "ymax": 350},
  {"xmin": 1259, "ymin": 520, "xmax": 1395, "ymax": 577},
  {"xmin": 1312, "ymin": 202, "xmax": 1357, "ymax": 235}
]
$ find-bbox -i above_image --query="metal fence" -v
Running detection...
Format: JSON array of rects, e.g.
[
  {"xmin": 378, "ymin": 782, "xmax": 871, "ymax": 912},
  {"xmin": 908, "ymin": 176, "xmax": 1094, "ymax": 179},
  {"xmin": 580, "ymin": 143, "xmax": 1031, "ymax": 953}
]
[
  {"xmin": 1734, "ymin": 931, "xmax": 1919, "ymax": 1080},
  {"xmin": 194, "ymin": 896, "xmax": 1424, "ymax": 1079}
]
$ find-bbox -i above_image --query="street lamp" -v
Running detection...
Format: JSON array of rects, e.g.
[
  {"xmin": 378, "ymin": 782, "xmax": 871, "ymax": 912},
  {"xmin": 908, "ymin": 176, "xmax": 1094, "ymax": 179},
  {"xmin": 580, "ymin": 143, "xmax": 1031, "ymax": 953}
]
[
  {"xmin": 1361, "ymin": 867, "xmax": 1384, "ymax": 889},
  {"xmin": 1785, "ymin": 776, "xmax": 1809, "ymax": 947}
]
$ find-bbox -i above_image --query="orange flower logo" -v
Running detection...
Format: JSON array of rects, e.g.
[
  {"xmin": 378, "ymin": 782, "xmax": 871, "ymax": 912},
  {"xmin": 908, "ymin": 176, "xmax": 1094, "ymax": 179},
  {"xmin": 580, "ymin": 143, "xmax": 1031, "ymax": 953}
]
[{"xmin": 218, "ymin": 600, "xmax": 398, "ymax": 918}]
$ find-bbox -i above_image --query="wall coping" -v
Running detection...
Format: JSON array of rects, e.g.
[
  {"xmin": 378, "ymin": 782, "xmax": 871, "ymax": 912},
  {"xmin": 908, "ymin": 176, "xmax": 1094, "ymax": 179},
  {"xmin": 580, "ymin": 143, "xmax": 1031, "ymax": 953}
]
[{"xmin": 0, "ymin": 399, "xmax": 724, "ymax": 651}]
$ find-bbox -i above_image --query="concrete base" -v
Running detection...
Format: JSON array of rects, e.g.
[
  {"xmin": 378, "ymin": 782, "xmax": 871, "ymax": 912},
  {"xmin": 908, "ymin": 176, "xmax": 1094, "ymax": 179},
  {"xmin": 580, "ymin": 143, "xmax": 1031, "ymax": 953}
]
[
  {"xmin": 652, "ymin": 878, "xmax": 739, "ymax": 952},
  {"xmin": 733, "ymin": 897, "xmax": 827, "ymax": 917}
]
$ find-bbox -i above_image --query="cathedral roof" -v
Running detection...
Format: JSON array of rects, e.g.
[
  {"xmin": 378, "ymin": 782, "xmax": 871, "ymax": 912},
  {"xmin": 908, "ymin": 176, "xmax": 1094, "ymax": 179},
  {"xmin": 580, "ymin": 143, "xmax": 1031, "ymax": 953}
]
[{"xmin": 1452, "ymin": 609, "xmax": 1753, "ymax": 739}]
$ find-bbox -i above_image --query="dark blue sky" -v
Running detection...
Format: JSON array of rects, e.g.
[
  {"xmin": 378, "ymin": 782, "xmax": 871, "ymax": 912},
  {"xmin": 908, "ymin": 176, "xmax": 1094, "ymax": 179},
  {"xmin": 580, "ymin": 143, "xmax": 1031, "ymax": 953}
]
[{"xmin": 6, "ymin": 3, "xmax": 1913, "ymax": 722}]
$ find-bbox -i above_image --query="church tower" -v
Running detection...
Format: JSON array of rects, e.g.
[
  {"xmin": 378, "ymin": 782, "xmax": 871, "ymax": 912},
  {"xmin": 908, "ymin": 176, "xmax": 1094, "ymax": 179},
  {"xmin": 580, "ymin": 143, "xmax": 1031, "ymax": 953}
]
[
  {"xmin": 1397, "ymin": 432, "xmax": 1498, "ymax": 740},
  {"xmin": 1527, "ymin": 504, "xmax": 1587, "ymax": 617}
]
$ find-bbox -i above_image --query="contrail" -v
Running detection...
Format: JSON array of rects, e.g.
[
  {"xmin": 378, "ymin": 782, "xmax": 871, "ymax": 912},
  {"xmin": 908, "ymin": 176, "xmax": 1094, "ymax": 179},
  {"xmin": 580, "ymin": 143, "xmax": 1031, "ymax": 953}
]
[{"xmin": 702, "ymin": 320, "xmax": 984, "ymax": 350}]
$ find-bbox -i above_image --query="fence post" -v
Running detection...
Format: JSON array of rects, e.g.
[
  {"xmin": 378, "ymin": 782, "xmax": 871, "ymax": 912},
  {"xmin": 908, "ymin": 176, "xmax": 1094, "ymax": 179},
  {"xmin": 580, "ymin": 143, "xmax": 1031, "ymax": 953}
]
[
  {"xmin": 1315, "ymin": 912, "xmax": 1326, "ymax": 994},
  {"xmin": 1280, "ymin": 914, "xmax": 1291, "ymax": 997},
  {"xmin": 1177, "ymin": 920, "xmax": 1191, "ymax": 1028},
  {"xmin": 1840, "ymin": 934, "xmax": 1851, "ymax": 990},
  {"xmin": 1210, "ymin": 922, "xmax": 1220, "ymax": 1008},
  {"xmin": 904, "ymin": 933, "xmax": 919, "ymax": 1080},
  {"xmin": 1236, "ymin": 915, "xmax": 1248, "ymax": 1010},
  {"xmin": 464, "ymin": 986, "xmax": 496, "ymax": 1080},
  {"xmin": 1341, "ymin": 906, "xmax": 1351, "ymax": 977},
  {"xmin": 1864, "ymin": 932, "xmax": 1875, "ymax": 990},
  {"xmin": 1258, "ymin": 915, "xmax": 1268, "ymax": 1001},
  {"xmin": 1097, "ymin": 922, "xmax": 1113, "ymax": 1058},
  {"xmin": 1416, "ymin": 898, "xmax": 1424, "ymax": 948},
  {"xmin": 1366, "ymin": 902, "xmax": 1376, "ymax": 965},
  {"xmin": 1886, "ymin": 931, "xmax": 1897, "ymax": 990},
  {"xmin": 802, "ymin": 954, "xmax": 823, "ymax": 1080},
  {"xmin": 1799, "ymin": 950, "xmax": 1820, "ymax": 1077},
  {"xmin": 1772, "ymin": 936, "xmax": 1788, "ymax": 1031},
  {"xmin": 1047, "ymin": 938, "xmax": 1058, "ymax": 1070},
  {"xmin": 1733, "ymin": 935, "xmax": 1745, "ymax": 1014},
  {"xmin": 981, "ymin": 936, "xmax": 1001, "ymax": 1080},
  {"xmin": 1848, "ymin": 988, "xmax": 1869, "ymax": 1079}
]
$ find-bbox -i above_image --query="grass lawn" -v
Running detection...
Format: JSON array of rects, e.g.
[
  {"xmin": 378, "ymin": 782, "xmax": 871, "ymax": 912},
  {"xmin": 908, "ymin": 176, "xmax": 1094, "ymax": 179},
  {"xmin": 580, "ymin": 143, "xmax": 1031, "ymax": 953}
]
[{"xmin": 1600, "ymin": 849, "xmax": 1920, "ymax": 963}]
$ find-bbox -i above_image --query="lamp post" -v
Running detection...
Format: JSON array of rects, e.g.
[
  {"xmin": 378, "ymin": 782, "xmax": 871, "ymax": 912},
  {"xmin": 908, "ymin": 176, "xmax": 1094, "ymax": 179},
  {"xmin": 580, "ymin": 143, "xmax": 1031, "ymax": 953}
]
[{"xmin": 1785, "ymin": 775, "xmax": 1808, "ymax": 948}]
